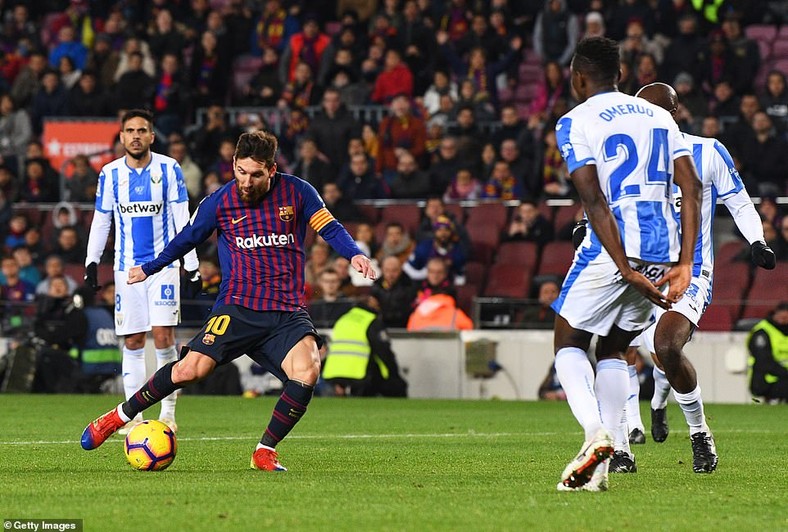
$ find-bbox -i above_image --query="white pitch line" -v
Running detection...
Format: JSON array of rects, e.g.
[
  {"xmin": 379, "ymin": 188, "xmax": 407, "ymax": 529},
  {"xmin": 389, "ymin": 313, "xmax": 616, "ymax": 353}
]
[{"xmin": 0, "ymin": 432, "xmax": 533, "ymax": 446}]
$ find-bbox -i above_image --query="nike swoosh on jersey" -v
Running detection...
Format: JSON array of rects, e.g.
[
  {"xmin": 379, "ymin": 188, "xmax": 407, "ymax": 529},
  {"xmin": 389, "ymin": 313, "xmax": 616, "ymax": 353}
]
[{"xmin": 231, "ymin": 216, "xmax": 248, "ymax": 224}]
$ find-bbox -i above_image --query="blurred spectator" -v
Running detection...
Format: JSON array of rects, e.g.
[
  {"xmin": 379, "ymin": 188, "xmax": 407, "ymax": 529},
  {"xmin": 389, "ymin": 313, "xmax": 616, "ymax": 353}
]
[
  {"xmin": 278, "ymin": 106, "xmax": 310, "ymax": 162},
  {"xmin": 190, "ymin": 30, "xmax": 230, "ymax": 107},
  {"xmin": 21, "ymin": 159, "xmax": 58, "ymax": 202},
  {"xmin": 113, "ymin": 51, "xmax": 156, "ymax": 111},
  {"xmin": 701, "ymin": 115, "xmax": 723, "ymax": 140},
  {"xmin": 279, "ymin": 61, "xmax": 319, "ymax": 108},
  {"xmin": 3, "ymin": 5, "xmax": 39, "ymax": 52},
  {"xmin": 309, "ymin": 267, "xmax": 354, "ymax": 327},
  {"xmin": 168, "ymin": 140, "xmax": 202, "ymax": 203},
  {"xmin": 450, "ymin": 105, "xmax": 486, "ymax": 163},
  {"xmin": 747, "ymin": 301, "xmax": 788, "ymax": 402},
  {"xmin": 539, "ymin": 128, "xmax": 572, "ymax": 199},
  {"xmin": 607, "ymin": 0, "xmax": 651, "ymax": 41},
  {"xmin": 439, "ymin": 30, "xmax": 523, "ymax": 111},
  {"xmin": 371, "ymin": 255, "xmax": 417, "ymax": 328},
  {"xmin": 376, "ymin": 94, "xmax": 426, "ymax": 178},
  {"xmin": 443, "ymin": 167, "xmax": 482, "ymax": 201},
  {"xmin": 479, "ymin": 142, "xmax": 497, "ymax": 181},
  {"xmin": 619, "ymin": 19, "xmax": 664, "ymax": 70},
  {"xmin": 415, "ymin": 196, "xmax": 471, "ymax": 254},
  {"xmin": 240, "ymin": 46, "xmax": 281, "ymax": 106},
  {"xmin": 503, "ymin": 200, "xmax": 554, "ymax": 247},
  {"xmin": 292, "ymin": 137, "xmax": 331, "ymax": 192},
  {"xmin": 51, "ymin": 201, "xmax": 78, "ymax": 232},
  {"xmin": 710, "ymin": 80, "xmax": 741, "ymax": 123},
  {"xmin": 740, "ymin": 111, "xmax": 788, "ymax": 196},
  {"xmin": 49, "ymin": 26, "xmax": 88, "ymax": 71},
  {"xmin": 153, "ymin": 53, "xmax": 190, "ymax": 136},
  {"xmin": 57, "ymin": 56, "xmax": 81, "ymax": 90},
  {"xmin": 582, "ymin": 11, "xmax": 606, "ymax": 39},
  {"xmin": 321, "ymin": 181, "xmax": 363, "ymax": 222},
  {"xmin": 354, "ymin": 223, "xmax": 378, "ymax": 258},
  {"xmin": 251, "ymin": 0, "xmax": 300, "ymax": 55},
  {"xmin": 377, "ymin": 222, "xmax": 415, "ymax": 264},
  {"xmin": 36, "ymin": 255, "xmax": 78, "ymax": 295},
  {"xmin": 720, "ymin": 13, "xmax": 759, "ymax": 95},
  {"xmin": 456, "ymin": 11, "xmax": 508, "ymax": 62},
  {"xmin": 761, "ymin": 70, "xmax": 788, "ymax": 136},
  {"xmin": 305, "ymin": 242, "xmax": 331, "ymax": 288},
  {"xmin": 339, "ymin": 152, "xmax": 388, "ymax": 199},
  {"xmin": 407, "ymin": 289, "xmax": 473, "ymax": 331},
  {"xmin": 634, "ymin": 52, "xmax": 659, "ymax": 89},
  {"xmin": 483, "ymin": 160, "xmax": 522, "ymax": 200},
  {"xmin": 31, "ymin": 69, "xmax": 68, "ymax": 135},
  {"xmin": 429, "ymin": 136, "xmax": 463, "ymax": 196},
  {"xmin": 85, "ymin": 34, "xmax": 119, "ymax": 91},
  {"xmin": 148, "ymin": 8, "xmax": 187, "ymax": 61},
  {"xmin": 673, "ymin": 72, "xmax": 707, "ymax": 122},
  {"xmin": 411, "ymin": 256, "xmax": 457, "ymax": 307},
  {"xmin": 404, "ymin": 215, "xmax": 466, "ymax": 284},
  {"xmin": 279, "ymin": 15, "xmax": 330, "ymax": 85},
  {"xmin": 23, "ymin": 226, "xmax": 45, "ymax": 263},
  {"xmin": 4, "ymin": 213, "xmax": 28, "ymax": 251},
  {"xmin": 528, "ymin": 60, "xmax": 571, "ymax": 130},
  {"xmin": 439, "ymin": 0, "xmax": 471, "ymax": 42},
  {"xmin": 757, "ymin": 196, "xmax": 783, "ymax": 234},
  {"xmin": 371, "ymin": 48, "xmax": 414, "ymax": 104},
  {"xmin": 362, "ymin": 123, "xmax": 379, "ymax": 161},
  {"xmin": 10, "ymin": 50, "xmax": 46, "ymax": 110},
  {"xmin": 697, "ymin": 31, "xmax": 738, "ymax": 98},
  {"xmin": 307, "ymin": 87, "xmax": 362, "ymax": 172},
  {"xmin": 52, "ymin": 226, "xmax": 84, "ymax": 265},
  {"xmin": 499, "ymin": 139, "xmax": 536, "ymax": 197},
  {"xmin": 0, "ymin": 254, "xmax": 35, "ymax": 304},
  {"xmin": 618, "ymin": 60, "xmax": 638, "ymax": 95},
  {"xmin": 661, "ymin": 13, "xmax": 704, "ymax": 84},
  {"xmin": 0, "ymin": 93, "xmax": 32, "ymax": 174},
  {"xmin": 423, "ymin": 70, "xmax": 458, "ymax": 117},
  {"xmin": 333, "ymin": 256, "xmax": 361, "ymax": 296},
  {"xmin": 11, "ymin": 246, "xmax": 40, "ymax": 287},
  {"xmin": 773, "ymin": 217, "xmax": 788, "ymax": 262},
  {"xmin": 64, "ymin": 154, "xmax": 97, "ymax": 202},
  {"xmin": 519, "ymin": 278, "xmax": 559, "ymax": 329},
  {"xmin": 67, "ymin": 70, "xmax": 112, "ymax": 117},
  {"xmin": 532, "ymin": 0, "xmax": 579, "ymax": 66},
  {"xmin": 328, "ymin": 63, "xmax": 369, "ymax": 106},
  {"xmin": 390, "ymin": 150, "xmax": 431, "ymax": 199},
  {"xmin": 113, "ymin": 37, "xmax": 157, "ymax": 83},
  {"xmin": 207, "ymin": 138, "xmax": 236, "ymax": 184},
  {"xmin": 188, "ymin": 105, "xmax": 242, "ymax": 169}
]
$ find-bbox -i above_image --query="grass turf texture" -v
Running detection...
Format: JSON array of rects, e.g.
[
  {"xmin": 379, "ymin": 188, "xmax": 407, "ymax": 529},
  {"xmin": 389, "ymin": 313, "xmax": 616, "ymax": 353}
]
[{"xmin": 0, "ymin": 396, "xmax": 785, "ymax": 531}]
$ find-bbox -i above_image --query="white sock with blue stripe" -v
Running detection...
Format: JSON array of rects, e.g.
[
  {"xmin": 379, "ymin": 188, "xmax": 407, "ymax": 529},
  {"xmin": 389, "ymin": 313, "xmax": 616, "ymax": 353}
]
[
  {"xmin": 122, "ymin": 346, "xmax": 145, "ymax": 423},
  {"xmin": 156, "ymin": 345, "xmax": 178, "ymax": 421},
  {"xmin": 625, "ymin": 364, "xmax": 645, "ymax": 433},
  {"xmin": 554, "ymin": 347, "xmax": 603, "ymax": 441}
]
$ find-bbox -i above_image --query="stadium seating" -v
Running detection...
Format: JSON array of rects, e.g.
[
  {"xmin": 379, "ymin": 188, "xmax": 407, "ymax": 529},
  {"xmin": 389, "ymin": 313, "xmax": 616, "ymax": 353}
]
[
  {"xmin": 466, "ymin": 223, "xmax": 501, "ymax": 265},
  {"xmin": 456, "ymin": 283, "xmax": 478, "ymax": 316},
  {"xmin": 380, "ymin": 204, "xmax": 421, "ymax": 234},
  {"xmin": 698, "ymin": 303, "xmax": 734, "ymax": 332},
  {"xmin": 483, "ymin": 264, "xmax": 532, "ymax": 298},
  {"xmin": 465, "ymin": 203, "xmax": 508, "ymax": 231},
  {"xmin": 444, "ymin": 203, "xmax": 465, "ymax": 223},
  {"xmin": 494, "ymin": 241, "xmax": 539, "ymax": 271},
  {"xmin": 356, "ymin": 204, "xmax": 380, "ymax": 224},
  {"xmin": 464, "ymin": 261, "xmax": 488, "ymax": 290},
  {"xmin": 740, "ymin": 265, "xmax": 788, "ymax": 320},
  {"xmin": 745, "ymin": 24, "xmax": 777, "ymax": 42},
  {"xmin": 715, "ymin": 240, "xmax": 747, "ymax": 265},
  {"xmin": 536, "ymin": 241, "xmax": 575, "ymax": 277}
]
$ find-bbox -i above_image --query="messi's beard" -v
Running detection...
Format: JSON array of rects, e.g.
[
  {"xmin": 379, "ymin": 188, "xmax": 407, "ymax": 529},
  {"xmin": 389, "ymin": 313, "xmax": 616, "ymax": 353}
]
[{"xmin": 236, "ymin": 180, "xmax": 266, "ymax": 204}]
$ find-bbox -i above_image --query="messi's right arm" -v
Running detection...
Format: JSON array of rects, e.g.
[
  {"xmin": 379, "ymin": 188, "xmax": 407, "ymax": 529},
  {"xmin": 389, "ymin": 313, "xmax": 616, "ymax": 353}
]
[{"xmin": 141, "ymin": 194, "xmax": 218, "ymax": 277}]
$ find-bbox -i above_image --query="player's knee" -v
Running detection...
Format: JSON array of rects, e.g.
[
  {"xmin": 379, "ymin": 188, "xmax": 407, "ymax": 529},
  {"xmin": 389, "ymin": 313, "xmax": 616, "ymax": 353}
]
[
  {"xmin": 291, "ymin": 357, "xmax": 321, "ymax": 385},
  {"xmin": 172, "ymin": 359, "xmax": 213, "ymax": 384},
  {"xmin": 654, "ymin": 334, "xmax": 682, "ymax": 364},
  {"xmin": 124, "ymin": 335, "xmax": 146, "ymax": 350}
]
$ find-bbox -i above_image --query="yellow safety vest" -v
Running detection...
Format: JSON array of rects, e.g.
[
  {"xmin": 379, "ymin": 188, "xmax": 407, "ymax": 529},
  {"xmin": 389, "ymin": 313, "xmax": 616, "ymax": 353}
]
[
  {"xmin": 323, "ymin": 307, "xmax": 378, "ymax": 381},
  {"xmin": 748, "ymin": 320, "xmax": 788, "ymax": 384},
  {"xmin": 691, "ymin": 0, "xmax": 725, "ymax": 24}
]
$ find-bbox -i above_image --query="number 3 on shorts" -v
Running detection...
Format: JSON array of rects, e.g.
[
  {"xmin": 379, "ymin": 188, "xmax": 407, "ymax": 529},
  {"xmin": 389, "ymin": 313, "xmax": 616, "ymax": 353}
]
[{"xmin": 205, "ymin": 315, "xmax": 231, "ymax": 335}]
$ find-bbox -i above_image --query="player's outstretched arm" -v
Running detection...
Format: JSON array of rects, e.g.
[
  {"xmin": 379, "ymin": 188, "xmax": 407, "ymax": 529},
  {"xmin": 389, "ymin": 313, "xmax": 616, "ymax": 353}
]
[
  {"xmin": 572, "ymin": 164, "xmax": 670, "ymax": 309},
  {"xmin": 658, "ymin": 154, "xmax": 701, "ymax": 302}
]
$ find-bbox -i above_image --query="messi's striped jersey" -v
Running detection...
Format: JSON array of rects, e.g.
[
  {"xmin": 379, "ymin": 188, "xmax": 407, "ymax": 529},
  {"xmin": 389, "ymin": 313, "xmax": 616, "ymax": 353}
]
[
  {"xmin": 142, "ymin": 172, "xmax": 363, "ymax": 312},
  {"xmin": 88, "ymin": 153, "xmax": 198, "ymax": 271},
  {"xmin": 556, "ymin": 91, "xmax": 692, "ymax": 263}
]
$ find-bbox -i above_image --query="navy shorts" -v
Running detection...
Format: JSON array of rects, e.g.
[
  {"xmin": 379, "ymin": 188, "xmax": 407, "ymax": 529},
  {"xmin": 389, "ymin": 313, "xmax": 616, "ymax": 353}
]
[{"xmin": 185, "ymin": 305, "xmax": 322, "ymax": 382}]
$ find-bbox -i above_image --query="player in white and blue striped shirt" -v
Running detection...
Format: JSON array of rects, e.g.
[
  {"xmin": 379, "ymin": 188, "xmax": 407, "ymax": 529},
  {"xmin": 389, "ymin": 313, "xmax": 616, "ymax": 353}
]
[{"xmin": 84, "ymin": 109, "xmax": 200, "ymax": 433}]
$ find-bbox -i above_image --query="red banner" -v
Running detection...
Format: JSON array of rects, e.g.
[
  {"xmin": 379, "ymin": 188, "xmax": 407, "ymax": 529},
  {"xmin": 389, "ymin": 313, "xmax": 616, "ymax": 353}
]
[{"xmin": 42, "ymin": 119, "xmax": 119, "ymax": 174}]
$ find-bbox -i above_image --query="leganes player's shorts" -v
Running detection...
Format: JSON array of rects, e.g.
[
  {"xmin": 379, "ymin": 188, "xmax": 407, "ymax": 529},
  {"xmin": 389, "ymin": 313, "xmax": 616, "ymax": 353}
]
[
  {"xmin": 114, "ymin": 267, "xmax": 180, "ymax": 336},
  {"xmin": 552, "ymin": 250, "xmax": 669, "ymax": 337},
  {"xmin": 185, "ymin": 304, "xmax": 323, "ymax": 382},
  {"xmin": 638, "ymin": 272, "xmax": 712, "ymax": 354}
]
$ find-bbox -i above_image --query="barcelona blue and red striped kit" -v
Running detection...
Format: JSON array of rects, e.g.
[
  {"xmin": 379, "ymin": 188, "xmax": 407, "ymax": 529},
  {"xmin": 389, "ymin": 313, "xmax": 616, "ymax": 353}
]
[{"xmin": 142, "ymin": 172, "xmax": 363, "ymax": 312}]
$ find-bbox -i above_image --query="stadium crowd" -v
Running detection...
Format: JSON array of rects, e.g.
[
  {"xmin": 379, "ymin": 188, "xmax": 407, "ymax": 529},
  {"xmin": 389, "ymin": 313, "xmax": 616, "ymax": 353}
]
[{"xmin": 0, "ymin": 0, "xmax": 787, "ymax": 332}]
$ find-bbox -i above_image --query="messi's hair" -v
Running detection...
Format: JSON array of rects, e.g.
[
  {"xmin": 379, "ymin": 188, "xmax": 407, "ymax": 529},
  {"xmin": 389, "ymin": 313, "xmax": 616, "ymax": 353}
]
[
  {"xmin": 234, "ymin": 130, "xmax": 278, "ymax": 167},
  {"xmin": 121, "ymin": 108, "xmax": 154, "ymax": 128},
  {"xmin": 572, "ymin": 37, "xmax": 621, "ymax": 85}
]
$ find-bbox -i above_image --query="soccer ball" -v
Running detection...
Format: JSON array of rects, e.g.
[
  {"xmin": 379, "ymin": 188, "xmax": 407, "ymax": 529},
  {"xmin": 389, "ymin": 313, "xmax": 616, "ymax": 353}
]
[{"xmin": 124, "ymin": 420, "xmax": 177, "ymax": 471}]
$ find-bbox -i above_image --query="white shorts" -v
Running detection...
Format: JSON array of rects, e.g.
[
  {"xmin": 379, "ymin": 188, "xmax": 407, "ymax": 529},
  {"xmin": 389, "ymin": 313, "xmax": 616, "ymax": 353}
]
[
  {"xmin": 637, "ymin": 273, "xmax": 712, "ymax": 354},
  {"xmin": 552, "ymin": 249, "xmax": 667, "ymax": 337},
  {"xmin": 114, "ymin": 268, "xmax": 181, "ymax": 336}
]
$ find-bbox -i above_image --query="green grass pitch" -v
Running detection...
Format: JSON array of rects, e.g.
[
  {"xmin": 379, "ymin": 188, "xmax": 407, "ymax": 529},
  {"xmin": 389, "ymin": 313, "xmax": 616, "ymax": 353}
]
[{"xmin": 0, "ymin": 395, "xmax": 785, "ymax": 531}]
